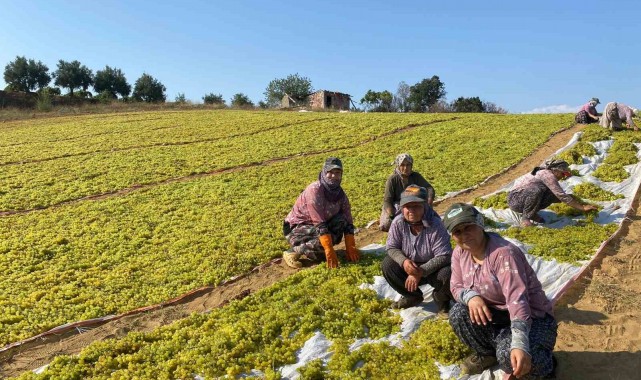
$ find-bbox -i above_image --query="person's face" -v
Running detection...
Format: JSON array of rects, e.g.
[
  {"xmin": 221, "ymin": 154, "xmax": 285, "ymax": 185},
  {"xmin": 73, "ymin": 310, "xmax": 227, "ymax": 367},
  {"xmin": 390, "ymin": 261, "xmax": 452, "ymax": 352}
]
[
  {"xmin": 451, "ymin": 223, "xmax": 485, "ymax": 252},
  {"xmin": 398, "ymin": 161, "xmax": 412, "ymax": 177},
  {"xmin": 553, "ymin": 169, "xmax": 571, "ymax": 180},
  {"xmin": 402, "ymin": 201, "xmax": 425, "ymax": 223},
  {"xmin": 325, "ymin": 168, "xmax": 343, "ymax": 182}
]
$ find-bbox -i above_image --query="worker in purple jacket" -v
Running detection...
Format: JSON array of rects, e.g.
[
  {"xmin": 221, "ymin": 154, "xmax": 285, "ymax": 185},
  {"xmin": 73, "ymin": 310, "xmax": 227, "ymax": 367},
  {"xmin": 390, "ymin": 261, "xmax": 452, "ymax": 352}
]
[
  {"xmin": 443, "ymin": 203, "xmax": 557, "ymax": 379},
  {"xmin": 381, "ymin": 185, "xmax": 452, "ymax": 311}
]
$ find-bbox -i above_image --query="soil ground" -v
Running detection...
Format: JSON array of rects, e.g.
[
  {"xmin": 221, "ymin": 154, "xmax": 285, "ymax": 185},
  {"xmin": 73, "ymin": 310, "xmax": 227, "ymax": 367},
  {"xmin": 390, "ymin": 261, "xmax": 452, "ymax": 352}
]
[{"xmin": 2, "ymin": 123, "xmax": 640, "ymax": 379}]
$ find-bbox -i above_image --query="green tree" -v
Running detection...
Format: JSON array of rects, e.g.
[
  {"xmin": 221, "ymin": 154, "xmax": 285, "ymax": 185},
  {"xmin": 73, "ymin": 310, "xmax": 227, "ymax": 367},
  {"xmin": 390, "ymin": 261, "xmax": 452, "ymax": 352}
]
[
  {"xmin": 175, "ymin": 93, "xmax": 187, "ymax": 104},
  {"xmin": 360, "ymin": 90, "xmax": 394, "ymax": 112},
  {"xmin": 3, "ymin": 56, "xmax": 51, "ymax": 92},
  {"xmin": 53, "ymin": 60, "xmax": 94, "ymax": 96},
  {"xmin": 93, "ymin": 66, "xmax": 131, "ymax": 99},
  {"xmin": 451, "ymin": 96, "xmax": 486, "ymax": 113},
  {"xmin": 132, "ymin": 73, "xmax": 166, "ymax": 102},
  {"xmin": 408, "ymin": 76, "xmax": 446, "ymax": 112},
  {"xmin": 230, "ymin": 93, "xmax": 253, "ymax": 108},
  {"xmin": 263, "ymin": 73, "xmax": 313, "ymax": 107},
  {"xmin": 203, "ymin": 93, "xmax": 225, "ymax": 105}
]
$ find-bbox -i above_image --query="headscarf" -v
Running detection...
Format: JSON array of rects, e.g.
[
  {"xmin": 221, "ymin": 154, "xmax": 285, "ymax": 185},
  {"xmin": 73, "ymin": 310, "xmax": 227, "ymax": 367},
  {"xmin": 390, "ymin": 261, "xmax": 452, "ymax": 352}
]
[
  {"xmin": 531, "ymin": 158, "xmax": 570, "ymax": 175},
  {"xmin": 318, "ymin": 157, "xmax": 345, "ymax": 202},
  {"xmin": 393, "ymin": 153, "xmax": 413, "ymax": 177}
]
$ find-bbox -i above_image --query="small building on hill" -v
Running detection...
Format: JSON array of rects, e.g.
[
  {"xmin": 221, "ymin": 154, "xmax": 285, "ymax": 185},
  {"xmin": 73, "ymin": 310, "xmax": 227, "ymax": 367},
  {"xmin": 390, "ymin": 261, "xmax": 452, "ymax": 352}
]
[
  {"xmin": 308, "ymin": 90, "xmax": 352, "ymax": 111},
  {"xmin": 280, "ymin": 90, "xmax": 352, "ymax": 111}
]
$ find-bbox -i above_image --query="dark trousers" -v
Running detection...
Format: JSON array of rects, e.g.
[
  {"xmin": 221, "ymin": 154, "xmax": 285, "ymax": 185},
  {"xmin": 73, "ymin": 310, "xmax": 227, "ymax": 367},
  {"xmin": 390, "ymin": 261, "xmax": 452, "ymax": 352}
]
[
  {"xmin": 380, "ymin": 255, "xmax": 452, "ymax": 301},
  {"xmin": 449, "ymin": 302, "xmax": 557, "ymax": 377},
  {"xmin": 508, "ymin": 185, "xmax": 559, "ymax": 220},
  {"xmin": 283, "ymin": 213, "xmax": 349, "ymax": 260}
]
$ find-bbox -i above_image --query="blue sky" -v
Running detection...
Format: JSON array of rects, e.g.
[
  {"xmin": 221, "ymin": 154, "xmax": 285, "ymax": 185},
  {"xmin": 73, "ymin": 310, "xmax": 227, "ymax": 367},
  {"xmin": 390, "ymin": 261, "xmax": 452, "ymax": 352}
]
[{"xmin": 1, "ymin": 0, "xmax": 639, "ymax": 113}]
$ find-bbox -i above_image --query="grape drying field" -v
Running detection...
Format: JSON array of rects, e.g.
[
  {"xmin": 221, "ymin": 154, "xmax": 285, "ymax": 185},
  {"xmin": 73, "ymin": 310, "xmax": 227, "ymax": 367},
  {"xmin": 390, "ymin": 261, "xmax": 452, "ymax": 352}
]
[{"xmin": 6, "ymin": 110, "xmax": 627, "ymax": 379}]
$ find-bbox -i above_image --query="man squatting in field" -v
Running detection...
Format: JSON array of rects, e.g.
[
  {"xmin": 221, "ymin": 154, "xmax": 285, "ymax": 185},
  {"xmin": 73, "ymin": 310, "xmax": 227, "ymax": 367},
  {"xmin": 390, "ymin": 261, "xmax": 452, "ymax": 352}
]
[
  {"xmin": 444, "ymin": 203, "xmax": 558, "ymax": 379},
  {"xmin": 381, "ymin": 185, "xmax": 452, "ymax": 311},
  {"xmin": 379, "ymin": 153, "xmax": 435, "ymax": 232},
  {"xmin": 599, "ymin": 102, "xmax": 640, "ymax": 131},
  {"xmin": 282, "ymin": 157, "xmax": 360, "ymax": 269},
  {"xmin": 507, "ymin": 159, "xmax": 597, "ymax": 227}
]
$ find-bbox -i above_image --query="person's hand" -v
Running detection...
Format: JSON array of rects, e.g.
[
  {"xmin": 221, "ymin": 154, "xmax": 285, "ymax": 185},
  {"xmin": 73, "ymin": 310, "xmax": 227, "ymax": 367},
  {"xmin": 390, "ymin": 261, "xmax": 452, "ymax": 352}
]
[
  {"xmin": 510, "ymin": 348, "xmax": 532, "ymax": 378},
  {"xmin": 468, "ymin": 296, "xmax": 492, "ymax": 325},
  {"xmin": 405, "ymin": 273, "xmax": 421, "ymax": 292},
  {"xmin": 403, "ymin": 259, "xmax": 422, "ymax": 276},
  {"xmin": 583, "ymin": 204, "xmax": 598, "ymax": 212}
]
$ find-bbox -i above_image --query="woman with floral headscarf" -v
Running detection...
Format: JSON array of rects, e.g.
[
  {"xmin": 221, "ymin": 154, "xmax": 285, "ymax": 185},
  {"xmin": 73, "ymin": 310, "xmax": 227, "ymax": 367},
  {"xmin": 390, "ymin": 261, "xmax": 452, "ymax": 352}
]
[
  {"xmin": 379, "ymin": 153, "xmax": 436, "ymax": 232},
  {"xmin": 282, "ymin": 157, "xmax": 359, "ymax": 269},
  {"xmin": 507, "ymin": 159, "xmax": 597, "ymax": 227},
  {"xmin": 574, "ymin": 97, "xmax": 600, "ymax": 124}
]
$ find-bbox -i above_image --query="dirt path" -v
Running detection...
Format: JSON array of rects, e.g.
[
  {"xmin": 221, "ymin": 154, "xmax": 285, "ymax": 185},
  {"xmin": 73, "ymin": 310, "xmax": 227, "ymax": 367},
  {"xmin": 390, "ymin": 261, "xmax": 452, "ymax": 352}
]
[{"xmin": 5, "ymin": 123, "xmax": 637, "ymax": 379}]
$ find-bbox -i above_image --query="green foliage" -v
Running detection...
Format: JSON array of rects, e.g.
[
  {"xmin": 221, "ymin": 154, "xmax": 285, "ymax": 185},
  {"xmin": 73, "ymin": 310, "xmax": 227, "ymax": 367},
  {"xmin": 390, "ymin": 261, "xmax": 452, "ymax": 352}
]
[
  {"xmin": 231, "ymin": 93, "xmax": 254, "ymax": 108},
  {"xmin": 93, "ymin": 65, "xmax": 131, "ymax": 99},
  {"xmin": 451, "ymin": 96, "xmax": 485, "ymax": 113},
  {"xmin": 174, "ymin": 93, "xmax": 186, "ymax": 104},
  {"xmin": 53, "ymin": 60, "xmax": 94, "ymax": 96},
  {"xmin": 547, "ymin": 197, "xmax": 600, "ymax": 222},
  {"xmin": 408, "ymin": 75, "xmax": 446, "ymax": 112},
  {"xmin": 35, "ymin": 89, "xmax": 53, "ymax": 112},
  {"xmin": 264, "ymin": 73, "xmax": 313, "ymax": 108},
  {"xmin": 580, "ymin": 125, "xmax": 611, "ymax": 142},
  {"xmin": 132, "ymin": 73, "xmax": 166, "ymax": 102},
  {"xmin": 572, "ymin": 182, "xmax": 624, "ymax": 201},
  {"xmin": 360, "ymin": 89, "xmax": 394, "ymax": 112},
  {"xmin": 202, "ymin": 92, "xmax": 225, "ymax": 105},
  {"xmin": 3, "ymin": 56, "xmax": 51, "ymax": 92},
  {"xmin": 473, "ymin": 192, "xmax": 508, "ymax": 209},
  {"xmin": 501, "ymin": 223, "xmax": 618, "ymax": 263}
]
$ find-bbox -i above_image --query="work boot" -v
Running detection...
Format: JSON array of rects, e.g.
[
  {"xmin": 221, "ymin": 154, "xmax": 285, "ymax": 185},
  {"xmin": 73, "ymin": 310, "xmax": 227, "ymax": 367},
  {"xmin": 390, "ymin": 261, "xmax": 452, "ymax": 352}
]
[
  {"xmin": 283, "ymin": 250, "xmax": 302, "ymax": 269},
  {"xmin": 460, "ymin": 353, "xmax": 498, "ymax": 375},
  {"xmin": 391, "ymin": 295, "xmax": 423, "ymax": 309}
]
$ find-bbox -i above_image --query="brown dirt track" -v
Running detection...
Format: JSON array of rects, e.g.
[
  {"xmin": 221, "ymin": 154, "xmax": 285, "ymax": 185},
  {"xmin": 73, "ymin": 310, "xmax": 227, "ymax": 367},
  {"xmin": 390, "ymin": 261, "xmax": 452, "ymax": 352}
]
[{"xmin": 2, "ymin": 123, "xmax": 640, "ymax": 379}]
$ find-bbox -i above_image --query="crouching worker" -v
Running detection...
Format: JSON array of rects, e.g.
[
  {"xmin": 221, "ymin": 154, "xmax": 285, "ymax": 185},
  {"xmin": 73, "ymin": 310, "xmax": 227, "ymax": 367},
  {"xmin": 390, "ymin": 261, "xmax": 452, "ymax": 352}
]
[
  {"xmin": 444, "ymin": 203, "xmax": 557, "ymax": 379},
  {"xmin": 507, "ymin": 159, "xmax": 597, "ymax": 227},
  {"xmin": 379, "ymin": 153, "xmax": 435, "ymax": 232},
  {"xmin": 381, "ymin": 185, "xmax": 452, "ymax": 311},
  {"xmin": 600, "ymin": 102, "xmax": 639, "ymax": 131},
  {"xmin": 282, "ymin": 157, "xmax": 359, "ymax": 269}
]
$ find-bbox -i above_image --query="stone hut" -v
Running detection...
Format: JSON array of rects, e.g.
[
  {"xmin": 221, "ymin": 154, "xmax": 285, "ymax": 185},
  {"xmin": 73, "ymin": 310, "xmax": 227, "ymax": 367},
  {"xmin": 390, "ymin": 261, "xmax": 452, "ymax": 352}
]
[{"xmin": 308, "ymin": 90, "xmax": 352, "ymax": 110}]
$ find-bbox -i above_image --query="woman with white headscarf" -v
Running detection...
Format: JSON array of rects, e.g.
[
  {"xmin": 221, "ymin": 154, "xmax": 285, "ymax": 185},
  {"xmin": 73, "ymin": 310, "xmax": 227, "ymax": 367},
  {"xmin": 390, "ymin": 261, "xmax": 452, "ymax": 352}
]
[
  {"xmin": 379, "ymin": 153, "xmax": 435, "ymax": 232},
  {"xmin": 574, "ymin": 97, "xmax": 601, "ymax": 124},
  {"xmin": 599, "ymin": 102, "xmax": 639, "ymax": 131}
]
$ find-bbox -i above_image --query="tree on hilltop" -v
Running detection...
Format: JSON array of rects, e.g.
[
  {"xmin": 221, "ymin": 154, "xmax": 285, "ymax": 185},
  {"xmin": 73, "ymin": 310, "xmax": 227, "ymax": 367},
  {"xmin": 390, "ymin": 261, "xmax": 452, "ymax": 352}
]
[
  {"xmin": 132, "ymin": 73, "xmax": 166, "ymax": 102},
  {"xmin": 451, "ymin": 96, "xmax": 485, "ymax": 113},
  {"xmin": 203, "ymin": 93, "xmax": 225, "ymax": 105},
  {"xmin": 408, "ymin": 76, "xmax": 446, "ymax": 112},
  {"xmin": 264, "ymin": 73, "xmax": 313, "ymax": 108},
  {"xmin": 54, "ymin": 60, "xmax": 94, "ymax": 96},
  {"xmin": 231, "ymin": 93, "xmax": 253, "ymax": 108},
  {"xmin": 94, "ymin": 66, "xmax": 131, "ymax": 99},
  {"xmin": 360, "ymin": 90, "xmax": 394, "ymax": 112},
  {"xmin": 3, "ymin": 56, "xmax": 51, "ymax": 92}
]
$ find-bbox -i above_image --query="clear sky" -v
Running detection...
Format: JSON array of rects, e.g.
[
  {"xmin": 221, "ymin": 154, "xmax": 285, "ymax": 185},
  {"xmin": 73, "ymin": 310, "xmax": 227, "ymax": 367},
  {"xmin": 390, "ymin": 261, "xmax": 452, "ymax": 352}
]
[{"xmin": 1, "ymin": 0, "xmax": 639, "ymax": 113}]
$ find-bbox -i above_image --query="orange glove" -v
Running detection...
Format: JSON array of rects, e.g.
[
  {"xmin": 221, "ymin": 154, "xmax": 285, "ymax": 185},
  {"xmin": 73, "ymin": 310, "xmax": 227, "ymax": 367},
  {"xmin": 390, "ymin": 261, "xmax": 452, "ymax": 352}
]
[
  {"xmin": 344, "ymin": 234, "xmax": 360, "ymax": 262},
  {"xmin": 319, "ymin": 234, "xmax": 338, "ymax": 268}
]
